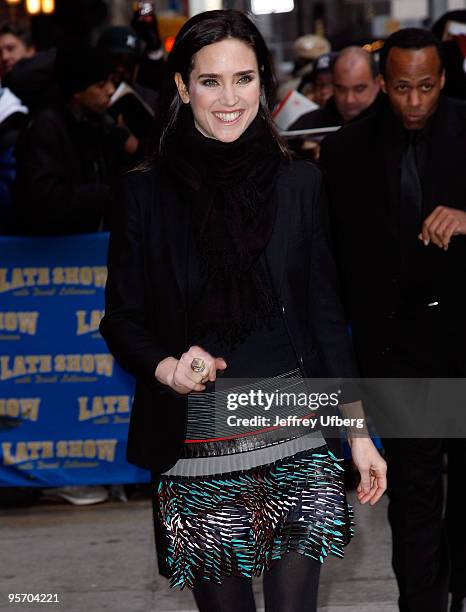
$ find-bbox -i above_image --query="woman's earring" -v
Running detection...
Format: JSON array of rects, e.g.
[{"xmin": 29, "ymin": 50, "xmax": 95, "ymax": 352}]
[{"xmin": 260, "ymin": 91, "xmax": 267, "ymax": 107}]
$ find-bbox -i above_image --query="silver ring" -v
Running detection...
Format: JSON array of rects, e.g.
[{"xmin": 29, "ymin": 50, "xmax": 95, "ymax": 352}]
[{"xmin": 191, "ymin": 358, "xmax": 206, "ymax": 373}]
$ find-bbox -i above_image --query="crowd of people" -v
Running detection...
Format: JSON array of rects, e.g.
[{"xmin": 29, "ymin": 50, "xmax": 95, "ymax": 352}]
[
  {"xmin": 1, "ymin": 9, "xmax": 465, "ymax": 236},
  {"xmin": 1, "ymin": 5, "xmax": 466, "ymax": 612},
  {"xmin": 0, "ymin": 9, "xmax": 166, "ymax": 236}
]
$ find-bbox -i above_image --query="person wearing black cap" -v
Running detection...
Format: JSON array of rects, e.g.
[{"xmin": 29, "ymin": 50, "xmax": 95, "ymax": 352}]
[
  {"xmin": 14, "ymin": 39, "xmax": 137, "ymax": 235},
  {"xmin": 297, "ymin": 51, "xmax": 337, "ymax": 107},
  {"xmin": 97, "ymin": 25, "xmax": 158, "ymax": 111},
  {"xmin": 97, "ymin": 25, "xmax": 158, "ymax": 157},
  {"xmin": 98, "ymin": 26, "xmax": 143, "ymax": 85}
]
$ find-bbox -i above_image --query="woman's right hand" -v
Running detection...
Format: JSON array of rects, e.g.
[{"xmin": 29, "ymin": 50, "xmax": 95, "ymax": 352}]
[{"xmin": 154, "ymin": 346, "xmax": 227, "ymax": 395}]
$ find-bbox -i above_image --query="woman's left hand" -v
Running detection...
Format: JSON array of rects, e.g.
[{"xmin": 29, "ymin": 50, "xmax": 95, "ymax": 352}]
[{"xmin": 348, "ymin": 437, "xmax": 387, "ymax": 506}]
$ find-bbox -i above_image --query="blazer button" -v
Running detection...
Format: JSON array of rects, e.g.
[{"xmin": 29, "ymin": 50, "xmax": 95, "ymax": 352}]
[{"xmin": 281, "ymin": 305, "xmax": 286, "ymax": 314}]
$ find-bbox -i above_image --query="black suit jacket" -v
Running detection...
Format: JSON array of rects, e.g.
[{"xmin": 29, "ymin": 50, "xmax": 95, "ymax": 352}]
[
  {"xmin": 100, "ymin": 160, "xmax": 358, "ymax": 473},
  {"xmin": 320, "ymin": 95, "xmax": 466, "ymax": 373}
]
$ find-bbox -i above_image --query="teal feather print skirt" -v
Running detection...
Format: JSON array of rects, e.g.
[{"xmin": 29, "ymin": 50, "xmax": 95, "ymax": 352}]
[{"xmin": 154, "ymin": 445, "xmax": 354, "ymax": 589}]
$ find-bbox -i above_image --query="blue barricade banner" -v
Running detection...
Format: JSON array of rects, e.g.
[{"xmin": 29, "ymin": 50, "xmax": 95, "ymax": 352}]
[{"xmin": 0, "ymin": 233, "xmax": 150, "ymax": 487}]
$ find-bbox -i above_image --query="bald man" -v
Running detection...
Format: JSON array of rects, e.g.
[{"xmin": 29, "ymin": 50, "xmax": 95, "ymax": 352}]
[{"xmin": 289, "ymin": 46, "xmax": 383, "ymax": 130}]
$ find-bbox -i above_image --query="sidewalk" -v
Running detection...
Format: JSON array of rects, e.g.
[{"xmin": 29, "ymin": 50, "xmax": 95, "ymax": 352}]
[{"xmin": 1, "ymin": 491, "xmax": 398, "ymax": 611}]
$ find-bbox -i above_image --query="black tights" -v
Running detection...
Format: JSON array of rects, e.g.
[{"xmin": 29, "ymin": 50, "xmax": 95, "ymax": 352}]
[{"xmin": 192, "ymin": 552, "xmax": 321, "ymax": 612}]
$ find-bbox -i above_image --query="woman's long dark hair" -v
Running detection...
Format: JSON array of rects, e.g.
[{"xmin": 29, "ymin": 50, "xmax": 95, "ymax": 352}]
[{"xmin": 157, "ymin": 9, "xmax": 289, "ymax": 158}]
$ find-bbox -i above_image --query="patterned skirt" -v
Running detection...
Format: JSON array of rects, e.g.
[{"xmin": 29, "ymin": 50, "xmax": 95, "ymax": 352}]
[{"xmin": 154, "ymin": 444, "xmax": 354, "ymax": 589}]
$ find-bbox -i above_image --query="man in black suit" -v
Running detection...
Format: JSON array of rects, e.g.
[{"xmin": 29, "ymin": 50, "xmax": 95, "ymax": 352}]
[{"xmin": 320, "ymin": 29, "xmax": 466, "ymax": 612}]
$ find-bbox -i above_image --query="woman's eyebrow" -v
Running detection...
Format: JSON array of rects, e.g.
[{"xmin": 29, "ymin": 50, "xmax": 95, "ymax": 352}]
[{"xmin": 197, "ymin": 69, "xmax": 256, "ymax": 79}]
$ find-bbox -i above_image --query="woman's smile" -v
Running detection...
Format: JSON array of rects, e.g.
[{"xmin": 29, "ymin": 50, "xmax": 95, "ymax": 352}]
[{"xmin": 212, "ymin": 110, "xmax": 244, "ymax": 123}]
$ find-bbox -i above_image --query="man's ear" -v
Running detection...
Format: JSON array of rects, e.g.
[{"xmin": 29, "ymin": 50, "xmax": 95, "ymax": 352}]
[
  {"xmin": 379, "ymin": 74, "xmax": 387, "ymax": 94},
  {"xmin": 440, "ymin": 69, "xmax": 446, "ymax": 90},
  {"xmin": 175, "ymin": 72, "xmax": 190, "ymax": 104}
]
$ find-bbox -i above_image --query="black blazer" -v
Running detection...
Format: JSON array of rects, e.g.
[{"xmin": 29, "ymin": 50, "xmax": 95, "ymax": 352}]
[
  {"xmin": 320, "ymin": 95, "xmax": 466, "ymax": 372},
  {"xmin": 100, "ymin": 159, "xmax": 358, "ymax": 473}
]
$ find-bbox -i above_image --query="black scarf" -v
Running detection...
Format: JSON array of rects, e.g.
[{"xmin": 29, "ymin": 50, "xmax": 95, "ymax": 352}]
[{"xmin": 161, "ymin": 108, "xmax": 283, "ymax": 348}]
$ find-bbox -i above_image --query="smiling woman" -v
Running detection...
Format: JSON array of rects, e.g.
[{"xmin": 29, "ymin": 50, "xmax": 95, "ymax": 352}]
[
  {"xmin": 100, "ymin": 8, "xmax": 386, "ymax": 612},
  {"xmin": 174, "ymin": 38, "xmax": 261, "ymax": 142}
]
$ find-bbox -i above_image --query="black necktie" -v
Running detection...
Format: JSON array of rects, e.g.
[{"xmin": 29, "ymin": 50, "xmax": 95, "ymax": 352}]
[{"xmin": 400, "ymin": 130, "xmax": 423, "ymax": 241}]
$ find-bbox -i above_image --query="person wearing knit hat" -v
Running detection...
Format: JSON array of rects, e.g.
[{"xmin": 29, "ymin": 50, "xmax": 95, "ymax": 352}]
[
  {"xmin": 55, "ymin": 39, "xmax": 115, "ymax": 114},
  {"xmin": 14, "ymin": 38, "xmax": 137, "ymax": 235}
]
